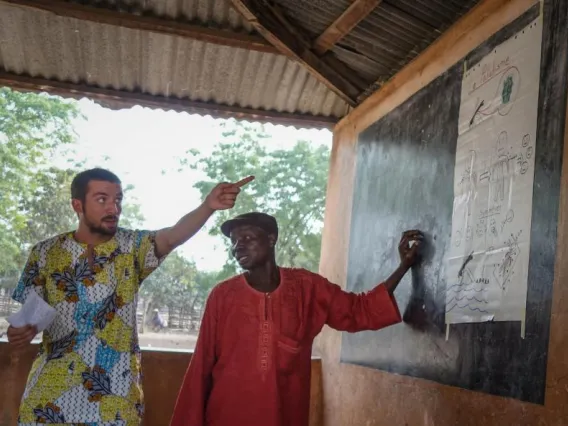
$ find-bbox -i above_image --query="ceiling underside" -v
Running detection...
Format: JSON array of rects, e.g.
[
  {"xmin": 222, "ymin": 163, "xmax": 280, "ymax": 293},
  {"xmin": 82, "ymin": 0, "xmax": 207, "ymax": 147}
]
[{"xmin": 0, "ymin": 0, "xmax": 480, "ymax": 128}]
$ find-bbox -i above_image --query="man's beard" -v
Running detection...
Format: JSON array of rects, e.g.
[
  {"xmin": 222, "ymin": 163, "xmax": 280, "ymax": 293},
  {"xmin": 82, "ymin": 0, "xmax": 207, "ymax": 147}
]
[
  {"xmin": 88, "ymin": 222, "xmax": 117, "ymax": 236},
  {"xmin": 83, "ymin": 211, "xmax": 119, "ymax": 236}
]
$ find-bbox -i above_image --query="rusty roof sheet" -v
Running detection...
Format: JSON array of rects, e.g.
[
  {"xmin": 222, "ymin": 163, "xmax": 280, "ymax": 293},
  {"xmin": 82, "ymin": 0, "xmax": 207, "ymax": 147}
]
[
  {"xmin": 274, "ymin": 0, "xmax": 480, "ymax": 94},
  {"xmin": 90, "ymin": 0, "xmax": 256, "ymax": 33}
]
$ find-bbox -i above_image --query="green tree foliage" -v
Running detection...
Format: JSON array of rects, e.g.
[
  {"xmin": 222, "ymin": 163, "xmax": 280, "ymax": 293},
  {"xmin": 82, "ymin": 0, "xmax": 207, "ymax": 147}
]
[
  {"xmin": 0, "ymin": 90, "xmax": 330, "ymax": 322},
  {"xmin": 0, "ymin": 88, "xmax": 143, "ymax": 289},
  {"xmin": 141, "ymin": 253, "xmax": 196, "ymax": 311},
  {"xmin": 184, "ymin": 119, "xmax": 331, "ymax": 279},
  {"xmin": 140, "ymin": 254, "xmax": 221, "ymax": 328},
  {"xmin": 0, "ymin": 88, "xmax": 81, "ymax": 278},
  {"xmin": 17, "ymin": 167, "xmax": 79, "ymax": 250}
]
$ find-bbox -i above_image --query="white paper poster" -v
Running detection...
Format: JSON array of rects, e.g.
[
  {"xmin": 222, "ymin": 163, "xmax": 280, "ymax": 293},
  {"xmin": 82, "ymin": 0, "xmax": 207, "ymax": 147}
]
[{"xmin": 445, "ymin": 17, "xmax": 543, "ymax": 333}]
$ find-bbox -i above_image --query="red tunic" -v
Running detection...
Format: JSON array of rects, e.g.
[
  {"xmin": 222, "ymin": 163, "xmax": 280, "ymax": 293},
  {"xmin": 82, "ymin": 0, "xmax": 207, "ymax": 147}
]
[{"xmin": 170, "ymin": 267, "xmax": 401, "ymax": 426}]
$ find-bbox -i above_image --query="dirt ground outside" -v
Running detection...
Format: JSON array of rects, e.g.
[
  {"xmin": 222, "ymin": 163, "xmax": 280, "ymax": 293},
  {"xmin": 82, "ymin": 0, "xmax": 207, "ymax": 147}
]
[
  {"xmin": 1, "ymin": 317, "xmax": 199, "ymax": 351},
  {"xmin": 138, "ymin": 330, "xmax": 198, "ymax": 351}
]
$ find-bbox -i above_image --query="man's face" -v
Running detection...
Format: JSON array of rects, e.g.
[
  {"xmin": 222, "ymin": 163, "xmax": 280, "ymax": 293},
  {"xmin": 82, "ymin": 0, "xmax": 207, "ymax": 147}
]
[
  {"xmin": 73, "ymin": 180, "xmax": 123, "ymax": 236},
  {"xmin": 230, "ymin": 225, "xmax": 276, "ymax": 269}
]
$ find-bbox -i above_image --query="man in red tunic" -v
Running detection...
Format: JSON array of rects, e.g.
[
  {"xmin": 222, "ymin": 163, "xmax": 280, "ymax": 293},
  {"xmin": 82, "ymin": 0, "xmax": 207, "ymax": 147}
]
[{"xmin": 170, "ymin": 212, "xmax": 423, "ymax": 426}]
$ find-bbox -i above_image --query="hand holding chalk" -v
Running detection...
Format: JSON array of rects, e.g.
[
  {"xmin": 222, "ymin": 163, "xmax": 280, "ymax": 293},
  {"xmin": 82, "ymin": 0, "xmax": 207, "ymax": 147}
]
[
  {"xmin": 205, "ymin": 176, "xmax": 255, "ymax": 211},
  {"xmin": 398, "ymin": 230, "xmax": 424, "ymax": 268}
]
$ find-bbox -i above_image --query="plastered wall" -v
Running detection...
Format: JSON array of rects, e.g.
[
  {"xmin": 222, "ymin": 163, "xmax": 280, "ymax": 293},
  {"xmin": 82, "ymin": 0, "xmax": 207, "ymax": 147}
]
[{"xmin": 317, "ymin": 0, "xmax": 568, "ymax": 424}]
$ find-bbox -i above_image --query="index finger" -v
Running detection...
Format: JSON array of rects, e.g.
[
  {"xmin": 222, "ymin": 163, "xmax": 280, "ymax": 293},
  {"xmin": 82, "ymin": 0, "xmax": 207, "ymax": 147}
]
[{"xmin": 234, "ymin": 176, "xmax": 255, "ymax": 188}]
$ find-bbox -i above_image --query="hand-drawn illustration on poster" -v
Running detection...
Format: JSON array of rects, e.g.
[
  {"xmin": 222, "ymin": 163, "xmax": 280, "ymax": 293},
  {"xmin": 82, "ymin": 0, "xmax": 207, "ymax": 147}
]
[{"xmin": 445, "ymin": 17, "xmax": 543, "ymax": 332}]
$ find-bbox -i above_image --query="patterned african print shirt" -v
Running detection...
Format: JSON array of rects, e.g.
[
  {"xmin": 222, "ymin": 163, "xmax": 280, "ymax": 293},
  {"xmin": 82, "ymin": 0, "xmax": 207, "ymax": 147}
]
[{"xmin": 12, "ymin": 228, "xmax": 166, "ymax": 426}]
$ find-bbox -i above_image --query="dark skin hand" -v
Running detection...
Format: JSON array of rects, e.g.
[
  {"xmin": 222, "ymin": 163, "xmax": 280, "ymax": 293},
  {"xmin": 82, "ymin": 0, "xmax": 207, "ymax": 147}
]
[
  {"xmin": 7, "ymin": 324, "xmax": 38, "ymax": 349},
  {"xmin": 383, "ymin": 230, "xmax": 424, "ymax": 294}
]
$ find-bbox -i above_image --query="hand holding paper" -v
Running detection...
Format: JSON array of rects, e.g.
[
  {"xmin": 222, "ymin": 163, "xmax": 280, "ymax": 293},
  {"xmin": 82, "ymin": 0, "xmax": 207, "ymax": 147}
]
[
  {"xmin": 7, "ymin": 291, "xmax": 56, "ymax": 342},
  {"xmin": 7, "ymin": 324, "xmax": 37, "ymax": 348}
]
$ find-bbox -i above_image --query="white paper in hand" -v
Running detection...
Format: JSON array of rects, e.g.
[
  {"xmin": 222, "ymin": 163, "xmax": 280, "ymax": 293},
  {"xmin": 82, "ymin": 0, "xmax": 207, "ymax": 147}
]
[{"xmin": 7, "ymin": 291, "xmax": 56, "ymax": 332}]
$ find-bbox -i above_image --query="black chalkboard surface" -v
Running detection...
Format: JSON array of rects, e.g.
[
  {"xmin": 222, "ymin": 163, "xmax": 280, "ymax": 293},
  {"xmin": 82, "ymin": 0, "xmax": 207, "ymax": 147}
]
[{"xmin": 340, "ymin": 2, "xmax": 567, "ymax": 404}]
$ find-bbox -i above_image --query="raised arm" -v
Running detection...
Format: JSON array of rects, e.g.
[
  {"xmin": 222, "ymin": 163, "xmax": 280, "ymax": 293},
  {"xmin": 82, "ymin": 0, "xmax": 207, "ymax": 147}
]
[
  {"xmin": 320, "ymin": 230, "xmax": 423, "ymax": 333},
  {"xmin": 154, "ymin": 176, "xmax": 254, "ymax": 257},
  {"xmin": 383, "ymin": 230, "xmax": 423, "ymax": 294}
]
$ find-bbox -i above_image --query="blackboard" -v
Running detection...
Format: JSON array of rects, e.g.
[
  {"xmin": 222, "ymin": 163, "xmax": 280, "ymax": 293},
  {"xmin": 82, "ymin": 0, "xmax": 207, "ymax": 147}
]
[{"xmin": 340, "ymin": 1, "xmax": 567, "ymax": 404}]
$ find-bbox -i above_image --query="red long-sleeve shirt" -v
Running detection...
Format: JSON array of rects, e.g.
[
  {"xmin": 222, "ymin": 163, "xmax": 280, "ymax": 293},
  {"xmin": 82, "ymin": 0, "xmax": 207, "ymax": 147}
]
[{"xmin": 170, "ymin": 267, "xmax": 401, "ymax": 426}]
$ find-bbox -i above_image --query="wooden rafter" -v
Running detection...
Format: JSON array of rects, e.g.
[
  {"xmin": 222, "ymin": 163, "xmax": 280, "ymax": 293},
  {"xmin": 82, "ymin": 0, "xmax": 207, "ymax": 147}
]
[
  {"xmin": 313, "ymin": 0, "xmax": 383, "ymax": 55},
  {"xmin": 0, "ymin": 71, "xmax": 337, "ymax": 129},
  {"xmin": 230, "ymin": 0, "xmax": 366, "ymax": 106},
  {"xmin": 0, "ymin": 0, "xmax": 279, "ymax": 54}
]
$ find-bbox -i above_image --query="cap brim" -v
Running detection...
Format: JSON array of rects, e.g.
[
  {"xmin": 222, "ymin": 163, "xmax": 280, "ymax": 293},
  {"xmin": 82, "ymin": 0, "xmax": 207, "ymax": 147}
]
[
  {"xmin": 220, "ymin": 218, "xmax": 256, "ymax": 237},
  {"xmin": 221, "ymin": 217, "xmax": 280, "ymax": 238}
]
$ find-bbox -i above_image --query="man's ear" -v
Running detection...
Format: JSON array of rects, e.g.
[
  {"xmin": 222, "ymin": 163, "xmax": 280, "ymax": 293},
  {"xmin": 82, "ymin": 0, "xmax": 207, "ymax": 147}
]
[
  {"xmin": 71, "ymin": 199, "xmax": 83, "ymax": 216},
  {"xmin": 268, "ymin": 234, "xmax": 277, "ymax": 248}
]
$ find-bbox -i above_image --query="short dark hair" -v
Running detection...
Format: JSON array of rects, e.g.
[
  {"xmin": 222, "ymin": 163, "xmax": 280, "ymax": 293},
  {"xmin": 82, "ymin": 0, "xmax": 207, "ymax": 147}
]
[{"xmin": 71, "ymin": 168, "xmax": 121, "ymax": 201}]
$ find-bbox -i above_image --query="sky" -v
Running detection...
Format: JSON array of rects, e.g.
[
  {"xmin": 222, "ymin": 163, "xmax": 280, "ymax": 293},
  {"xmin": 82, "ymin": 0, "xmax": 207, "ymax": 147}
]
[{"xmin": 56, "ymin": 99, "xmax": 332, "ymax": 271}]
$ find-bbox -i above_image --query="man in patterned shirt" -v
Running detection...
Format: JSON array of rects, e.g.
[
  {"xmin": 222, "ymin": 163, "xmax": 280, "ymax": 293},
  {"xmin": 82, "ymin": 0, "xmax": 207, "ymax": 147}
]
[
  {"xmin": 7, "ymin": 168, "xmax": 253, "ymax": 426},
  {"xmin": 170, "ymin": 212, "xmax": 423, "ymax": 426}
]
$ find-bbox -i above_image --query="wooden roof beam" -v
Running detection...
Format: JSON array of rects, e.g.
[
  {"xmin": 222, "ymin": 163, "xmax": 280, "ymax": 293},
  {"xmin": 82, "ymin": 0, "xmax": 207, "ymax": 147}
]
[
  {"xmin": 0, "ymin": 0, "xmax": 279, "ymax": 54},
  {"xmin": 230, "ymin": 0, "xmax": 364, "ymax": 106},
  {"xmin": 313, "ymin": 0, "xmax": 383, "ymax": 55},
  {"xmin": 0, "ymin": 71, "xmax": 337, "ymax": 129}
]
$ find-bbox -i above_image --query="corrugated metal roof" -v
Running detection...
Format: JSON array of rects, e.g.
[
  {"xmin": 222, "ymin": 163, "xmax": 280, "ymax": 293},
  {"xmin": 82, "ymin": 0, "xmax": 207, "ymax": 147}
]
[
  {"xmin": 0, "ymin": 0, "xmax": 482, "ymax": 124},
  {"xmin": 274, "ymin": 0, "xmax": 481, "ymax": 94},
  {"xmin": 90, "ymin": 0, "xmax": 256, "ymax": 33},
  {"xmin": 0, "ymin": 2, "xmax": 350, "ymax": 124},
  {"xmin": 270, "ymin": 0, "xmax": 352, "ymax": 37}
]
